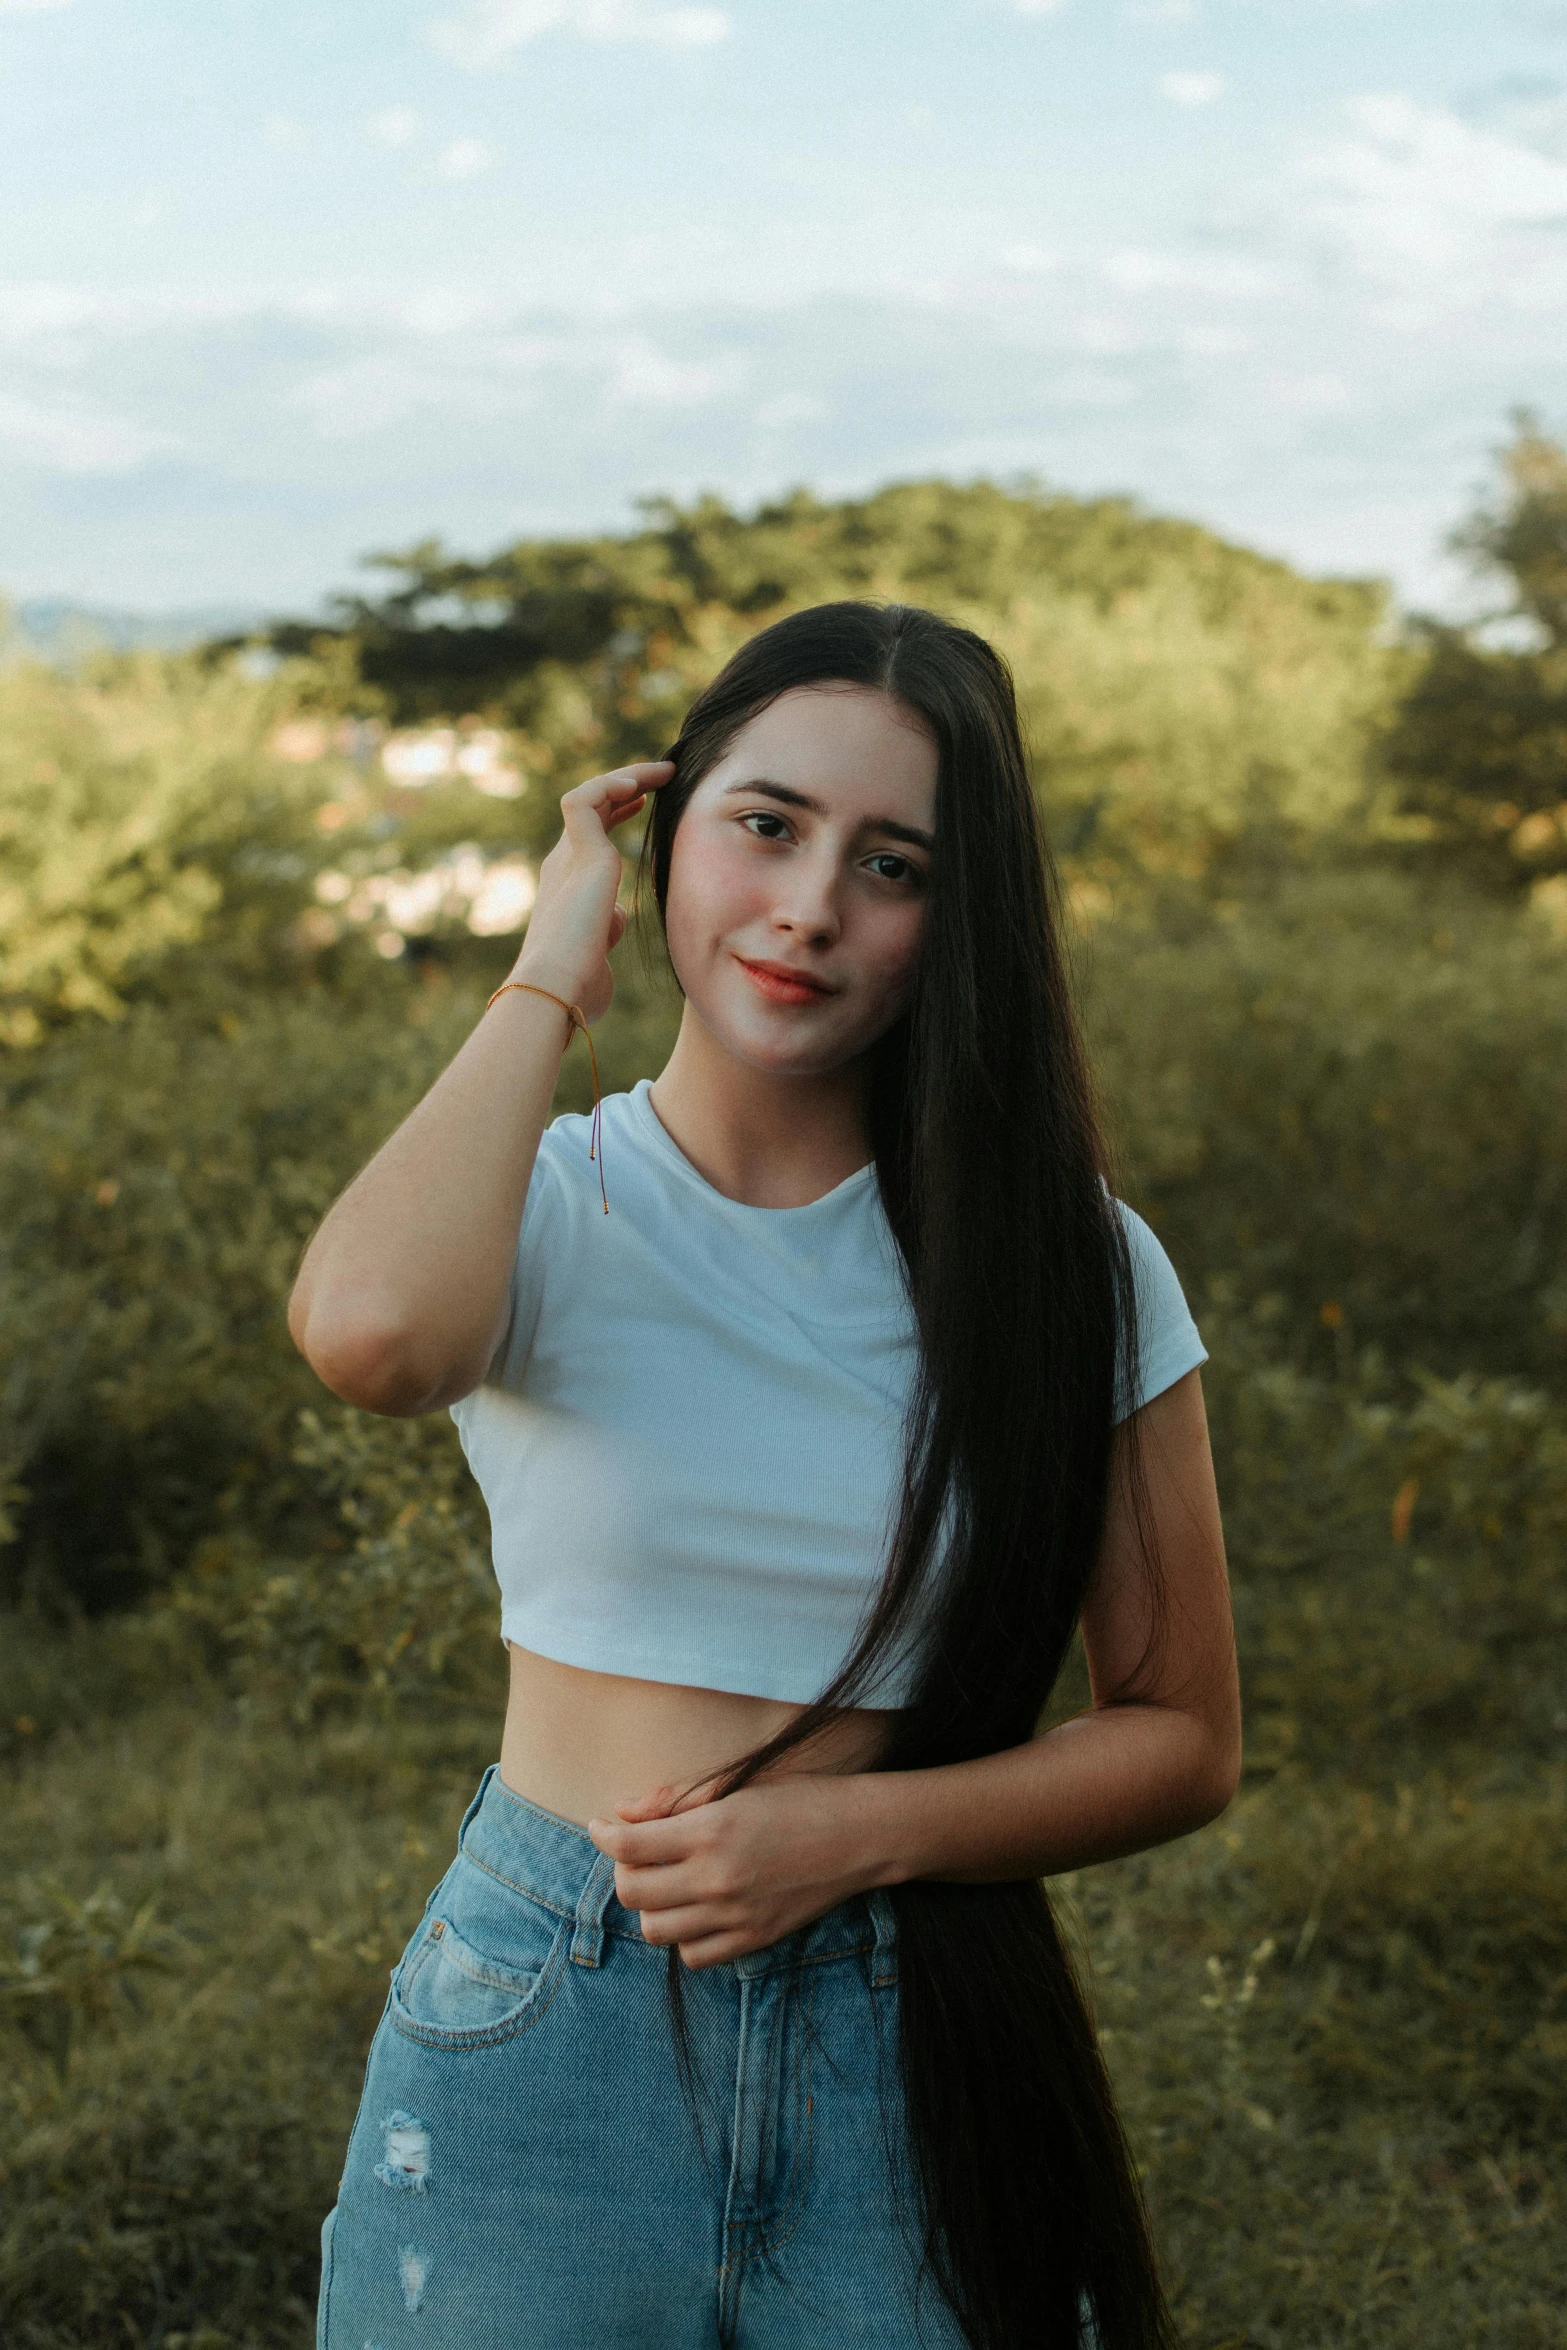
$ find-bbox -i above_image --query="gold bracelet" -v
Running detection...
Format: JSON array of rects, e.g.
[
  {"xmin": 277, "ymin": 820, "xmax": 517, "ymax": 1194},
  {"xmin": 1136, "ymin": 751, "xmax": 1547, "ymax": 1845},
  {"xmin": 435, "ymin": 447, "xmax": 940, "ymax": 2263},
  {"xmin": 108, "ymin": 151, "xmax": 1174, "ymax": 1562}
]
[{"xmin": 486, "ymin": 979, "xmax": 607, "ymax": 1214}]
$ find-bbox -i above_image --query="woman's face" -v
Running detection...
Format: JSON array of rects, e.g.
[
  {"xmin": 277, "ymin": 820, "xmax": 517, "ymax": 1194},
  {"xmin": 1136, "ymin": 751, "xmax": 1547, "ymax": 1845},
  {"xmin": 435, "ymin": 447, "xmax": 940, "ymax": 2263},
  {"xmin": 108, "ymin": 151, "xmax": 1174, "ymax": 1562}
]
[{"xmin": 663, "ymin": 684, "xmax": 938, "ymax": 1078}]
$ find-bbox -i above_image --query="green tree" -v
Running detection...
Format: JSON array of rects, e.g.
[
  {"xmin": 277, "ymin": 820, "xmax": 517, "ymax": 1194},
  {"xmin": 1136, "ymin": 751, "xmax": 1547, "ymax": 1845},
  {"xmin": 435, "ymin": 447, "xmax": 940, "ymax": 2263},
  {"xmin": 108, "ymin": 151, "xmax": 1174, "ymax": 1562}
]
[
  {"xmin": 0, "ymin": 651, "xmax": 332, "ymax": 1046},
  {"xmin": 1384, "ymin": 413, "xmax": 1567, "ymax": 888},
  {"xmin": 263, "ymin": 479, "xmax": 1399, "ymax": 876}
]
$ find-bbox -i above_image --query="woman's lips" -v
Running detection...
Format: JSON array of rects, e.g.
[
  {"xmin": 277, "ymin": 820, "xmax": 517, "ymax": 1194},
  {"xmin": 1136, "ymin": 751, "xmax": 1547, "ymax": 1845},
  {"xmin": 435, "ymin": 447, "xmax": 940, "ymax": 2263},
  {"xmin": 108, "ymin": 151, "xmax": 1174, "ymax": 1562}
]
[{"xmin": 733, "ymin": 955, "xmax": 837, "ymax": 1007}]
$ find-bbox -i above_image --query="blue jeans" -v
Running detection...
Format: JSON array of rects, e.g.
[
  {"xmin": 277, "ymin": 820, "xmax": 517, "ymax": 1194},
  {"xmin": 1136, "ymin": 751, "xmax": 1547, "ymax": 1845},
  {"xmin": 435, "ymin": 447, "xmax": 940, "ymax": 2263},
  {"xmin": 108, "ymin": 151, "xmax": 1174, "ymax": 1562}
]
[{"xmin": 318, "ymin": 1766, "xmax": 970, "ymax": 2349}]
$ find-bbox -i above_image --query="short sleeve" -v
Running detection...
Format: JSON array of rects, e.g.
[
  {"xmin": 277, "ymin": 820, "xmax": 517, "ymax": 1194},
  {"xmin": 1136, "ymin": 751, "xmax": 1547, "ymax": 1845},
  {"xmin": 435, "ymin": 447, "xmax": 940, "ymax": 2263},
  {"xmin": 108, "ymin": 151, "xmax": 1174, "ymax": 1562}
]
[{"xmin": 1113, "ymin": 1204, "xmax": 1207, "ymax": 1423}]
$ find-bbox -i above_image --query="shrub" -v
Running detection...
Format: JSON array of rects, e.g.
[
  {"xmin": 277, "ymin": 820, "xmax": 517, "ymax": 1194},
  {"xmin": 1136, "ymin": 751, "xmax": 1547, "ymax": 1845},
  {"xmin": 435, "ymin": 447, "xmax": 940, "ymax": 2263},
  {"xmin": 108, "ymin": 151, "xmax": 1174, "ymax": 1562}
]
[
  {"xmin": 1087, "ymin": 869, "xmax": 1567, "ymax": 1382},
  {"xmin": 1196, "ymin": 1287, "xmax": 1567, "ymax": 1779},
  {"xmin": 0, "ymin": 991, "xmax": 468, "ymax": 1610},
  {"xmin": 0, "ymin": 651, "xmax": 338, "ymax": 1046},
  {"xmin": 174, "ymin": 1406, "xmax": 505, "ymax": 1724}
]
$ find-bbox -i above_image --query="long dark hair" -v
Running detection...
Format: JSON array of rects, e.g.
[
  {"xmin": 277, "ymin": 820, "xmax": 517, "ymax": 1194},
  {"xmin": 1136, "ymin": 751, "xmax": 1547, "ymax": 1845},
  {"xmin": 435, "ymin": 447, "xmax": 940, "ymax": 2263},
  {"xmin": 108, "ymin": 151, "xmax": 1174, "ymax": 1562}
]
[{"xmin": 648, "ymin": 602, "xmax": 1174, "ymax": 2350}]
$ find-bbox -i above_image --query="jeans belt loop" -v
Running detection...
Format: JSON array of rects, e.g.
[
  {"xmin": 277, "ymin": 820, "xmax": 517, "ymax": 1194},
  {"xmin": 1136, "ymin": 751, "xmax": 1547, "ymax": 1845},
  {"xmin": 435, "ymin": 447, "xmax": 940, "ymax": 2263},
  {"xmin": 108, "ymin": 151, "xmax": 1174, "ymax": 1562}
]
[
  {"xmin": 868, "ymin": 1889, "xmax": 898, "ymax": 1989},
  {"xmin": 570, "ymin": 1851, "xmax": 618, "ymax": 1968}
]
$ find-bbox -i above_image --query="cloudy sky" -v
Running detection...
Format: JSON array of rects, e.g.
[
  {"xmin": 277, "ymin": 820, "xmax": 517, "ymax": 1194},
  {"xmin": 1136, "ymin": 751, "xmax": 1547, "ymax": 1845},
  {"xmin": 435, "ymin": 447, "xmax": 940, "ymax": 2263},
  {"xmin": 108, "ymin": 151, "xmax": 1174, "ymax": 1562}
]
[{"xmin": 1, "ymin": 0, "xmax": 1563, "ymax": 616}]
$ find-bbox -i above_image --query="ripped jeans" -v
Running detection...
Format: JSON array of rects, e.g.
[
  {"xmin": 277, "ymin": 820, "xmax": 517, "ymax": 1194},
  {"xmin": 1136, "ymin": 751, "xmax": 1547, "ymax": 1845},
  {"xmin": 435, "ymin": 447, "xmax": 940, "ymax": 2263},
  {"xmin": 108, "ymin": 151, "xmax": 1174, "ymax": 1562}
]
[{"xmin": 317, "ymin": 1765, "xmax": 970, "ymax": 2350}]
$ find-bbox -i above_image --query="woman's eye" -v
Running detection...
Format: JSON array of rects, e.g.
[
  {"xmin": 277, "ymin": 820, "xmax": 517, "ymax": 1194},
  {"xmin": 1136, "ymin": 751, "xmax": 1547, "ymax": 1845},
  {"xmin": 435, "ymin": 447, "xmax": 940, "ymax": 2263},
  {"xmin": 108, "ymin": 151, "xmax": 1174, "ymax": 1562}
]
[
  {"xmin": 741, "ymin": 812, "xmax": 791, "ymax": 841},
  {"xmin": 865, "ymin": 852, "xmax": 922, "ymax": 886}
]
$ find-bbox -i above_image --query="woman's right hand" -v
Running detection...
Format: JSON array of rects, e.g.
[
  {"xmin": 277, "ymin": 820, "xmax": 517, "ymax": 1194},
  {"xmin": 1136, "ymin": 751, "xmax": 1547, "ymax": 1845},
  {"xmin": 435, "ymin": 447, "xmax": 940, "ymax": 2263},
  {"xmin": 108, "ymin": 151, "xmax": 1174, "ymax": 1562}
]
[{"xmin": 504, "ymin": 761, "xmax": 674, "ymax": 1025}]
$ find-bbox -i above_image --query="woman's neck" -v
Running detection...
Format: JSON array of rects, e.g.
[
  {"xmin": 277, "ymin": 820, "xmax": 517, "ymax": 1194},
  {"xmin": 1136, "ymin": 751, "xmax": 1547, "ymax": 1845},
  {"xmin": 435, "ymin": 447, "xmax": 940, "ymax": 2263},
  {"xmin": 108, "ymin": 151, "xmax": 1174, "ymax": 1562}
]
[{"xmin": 649, "ymin": 1007, "xmax": 872, "ymax": 1209}]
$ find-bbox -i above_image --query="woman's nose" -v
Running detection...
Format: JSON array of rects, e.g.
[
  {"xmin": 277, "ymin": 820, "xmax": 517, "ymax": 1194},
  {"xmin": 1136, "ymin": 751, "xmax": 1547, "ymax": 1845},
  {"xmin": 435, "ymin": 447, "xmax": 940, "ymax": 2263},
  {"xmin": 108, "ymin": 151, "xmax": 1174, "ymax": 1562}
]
[{"xmin": 770, "ymin": 856, "xmax": 841, "ymax": 942}]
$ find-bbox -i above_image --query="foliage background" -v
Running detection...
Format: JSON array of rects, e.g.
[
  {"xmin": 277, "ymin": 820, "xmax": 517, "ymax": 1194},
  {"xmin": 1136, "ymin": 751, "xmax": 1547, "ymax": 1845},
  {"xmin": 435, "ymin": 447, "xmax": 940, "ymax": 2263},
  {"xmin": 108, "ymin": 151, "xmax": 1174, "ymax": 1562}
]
[{"xmin": 2, "ymin": 426, "xmax": 1565, "ymax": 2347}]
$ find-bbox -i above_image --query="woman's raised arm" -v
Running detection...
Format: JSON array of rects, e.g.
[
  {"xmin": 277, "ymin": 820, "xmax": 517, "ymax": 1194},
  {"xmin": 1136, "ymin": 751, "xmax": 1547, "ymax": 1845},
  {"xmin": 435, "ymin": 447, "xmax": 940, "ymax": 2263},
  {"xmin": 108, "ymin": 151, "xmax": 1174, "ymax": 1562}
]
[{"xmin": 286, "ymin": 762, "xmax": 671, "ymax": 1417}]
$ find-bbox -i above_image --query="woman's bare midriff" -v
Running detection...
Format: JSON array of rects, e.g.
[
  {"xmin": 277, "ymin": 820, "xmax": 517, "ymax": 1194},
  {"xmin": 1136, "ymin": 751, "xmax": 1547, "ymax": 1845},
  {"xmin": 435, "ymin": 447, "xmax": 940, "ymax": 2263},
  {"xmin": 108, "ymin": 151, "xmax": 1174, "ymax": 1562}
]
[{"xmin": 499, "ymin": 1641, "xmax": 892, "ymax": 1827}]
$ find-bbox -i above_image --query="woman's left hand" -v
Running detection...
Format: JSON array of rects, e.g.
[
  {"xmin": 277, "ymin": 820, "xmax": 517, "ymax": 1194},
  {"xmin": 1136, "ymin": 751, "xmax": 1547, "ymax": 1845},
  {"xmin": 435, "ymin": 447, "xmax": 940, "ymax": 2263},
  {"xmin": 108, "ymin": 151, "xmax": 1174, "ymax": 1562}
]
[{"xmin": 587, "ymin": 1775, "xmax": 889, "ymax": 1970}]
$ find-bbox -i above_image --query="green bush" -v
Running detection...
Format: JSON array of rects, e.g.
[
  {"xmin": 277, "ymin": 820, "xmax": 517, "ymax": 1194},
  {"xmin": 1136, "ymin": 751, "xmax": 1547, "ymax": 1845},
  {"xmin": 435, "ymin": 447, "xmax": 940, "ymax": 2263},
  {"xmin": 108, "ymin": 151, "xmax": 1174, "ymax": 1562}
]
[
  {"xmin": 173, "ymin": 1405, "xmax": 505, "ymax": 1724},
  {"xmin": 1088, "ymin": 870, "xmax": 1567, "ymax": 1381},
  {"xmin": 0, "ymin": 1878, "xmax": 181, "ymax": 2087},
  {"xmin": 0, "ymin": 989, "xmax": 472, "ymax": 1611},
  {"xmin": 0, "ymin": 651, "xmax": 340, "ymax": 1046}
]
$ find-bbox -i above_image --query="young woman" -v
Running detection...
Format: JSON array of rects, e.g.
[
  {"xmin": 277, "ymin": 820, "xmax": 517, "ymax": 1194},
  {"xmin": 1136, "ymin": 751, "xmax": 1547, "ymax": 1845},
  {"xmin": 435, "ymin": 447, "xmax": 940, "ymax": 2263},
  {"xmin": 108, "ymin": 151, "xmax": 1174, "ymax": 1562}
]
[{"xmin": 289, "ymin": 602, "xmax": 1238, "ymax": 2350}]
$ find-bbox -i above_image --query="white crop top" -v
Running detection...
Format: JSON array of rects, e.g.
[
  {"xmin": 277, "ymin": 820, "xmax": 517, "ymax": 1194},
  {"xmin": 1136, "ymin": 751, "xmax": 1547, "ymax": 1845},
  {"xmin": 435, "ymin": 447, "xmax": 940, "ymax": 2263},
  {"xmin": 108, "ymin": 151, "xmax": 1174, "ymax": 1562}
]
[{"xmin": 451, "ymin": 1081, "xmax": 1207, "ymax": 1708}]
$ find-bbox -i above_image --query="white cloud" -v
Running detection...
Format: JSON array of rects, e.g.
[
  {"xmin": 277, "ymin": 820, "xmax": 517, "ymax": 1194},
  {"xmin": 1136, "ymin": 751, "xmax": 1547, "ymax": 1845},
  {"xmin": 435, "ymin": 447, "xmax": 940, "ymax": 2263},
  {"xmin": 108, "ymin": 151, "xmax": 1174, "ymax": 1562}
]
[
  {"xmin": 287, "ymin": 355, "xmax": 465, "ymax": 438},
  {"xmin": 1045, "ymin": 365, "xmax": 1140, "ymax": 408},
  {"xmin": 1471, "ymin": 81, "xmax": 1567, "ymax": 165},
  {"xmin": 1102, "ymin": 248, "xmax": 1276, "ymax": 297},
  {"xmin": 755, "ymin": 392, "xmax": 826, "ymax": 429},
  {"xmin": 0, "ymin": 391, "xmax": 168, "ymax": 474},
  {"xmin": 1304, "ymin": 94, "xmax": 1567, "ymax": 283},
  {"xmin": 0, "ymin": 285, "xmax": 113, "ymax": 342},
  {"xmin": 283, "ymin": 321, "xmax": 741, "ymax": 439},
  {"xmin": 1066, "ymin": 312, "xmax": 1147, "ymax": 357},
  {"xmin": 1178, "ymin": 324, "xmax": 1251, "ymax": 358},
  {"xmin": 437, "ymin": 136, "xmax": 495, "ymax": 180},
  {"xmin": 0, "ymin": 277, "xmax": 1548, "ymax": 617},
  {"xmin": 396, "ymin": 288, "xmax": 502, "ymax": 334},
  {"xmin": 1129, "ymin": 1, "xmax": 1196, "ymax": 19},
  {"xmin": 285, "ymin": 338, "xmax": 560, "ymax": 436},
  {"xmin": 1265, "ymin": 371, "xmax": 1355, "ymax": 416},
  {"xmin": 1000, "ymin": 242, "xmax": 1062, "ymax": 274},
  {"xmin": 372, "ymin": 106, "xmax": 422, "ymax": 146},
  {"xmin": 0, "ymin": 285, "xmax": 188, "ymax": 344},
  {"xmin": 429, "ymin": 0, "xmax": 730, "ymax": 67},
  {"xmin": 609, "ymin": 335, "xmax": 744, "ymax": 405},
  {"xmin": 1160, "ymin": 70, "xmax": 1225, "ymax": 107}
]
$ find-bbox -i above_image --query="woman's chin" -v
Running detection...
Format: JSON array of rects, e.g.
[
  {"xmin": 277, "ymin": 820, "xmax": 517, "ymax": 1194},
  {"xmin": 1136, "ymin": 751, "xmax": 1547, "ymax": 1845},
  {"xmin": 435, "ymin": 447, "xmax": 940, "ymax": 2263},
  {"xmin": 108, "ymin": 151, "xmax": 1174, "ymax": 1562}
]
[
  {"xmin": 733, "ymin": 1034, "xmax": 853, "ymax": 1081},
  {"xmin": 701, "ymin": 1000, "xmax": 865, "ymax": 1081}
]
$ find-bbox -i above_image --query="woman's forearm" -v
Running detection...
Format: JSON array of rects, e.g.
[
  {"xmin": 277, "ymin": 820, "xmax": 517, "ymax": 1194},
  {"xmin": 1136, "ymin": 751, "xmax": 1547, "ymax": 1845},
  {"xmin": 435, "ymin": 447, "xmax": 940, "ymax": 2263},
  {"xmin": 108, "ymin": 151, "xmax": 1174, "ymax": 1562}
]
[
  {"xmin": 849, "ymin": 1701, "xmax": 1240, "ymax": 1890},
  {"xmin": 592, "ymin": 1700, "xmax": 1240, "ymax": 1968},
  {"xmin": 287, "ymin": 986, "xmax": 570, "ymax": 1415}
]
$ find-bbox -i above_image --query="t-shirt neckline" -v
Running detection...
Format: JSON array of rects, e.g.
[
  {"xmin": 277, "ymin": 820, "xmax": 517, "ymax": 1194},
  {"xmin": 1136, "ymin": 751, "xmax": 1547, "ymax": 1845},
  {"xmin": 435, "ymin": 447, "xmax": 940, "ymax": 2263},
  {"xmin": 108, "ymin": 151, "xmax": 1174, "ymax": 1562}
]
[{"xmin": 628, "ymin": 1079, "xmax": 878, "ymax": 1220}]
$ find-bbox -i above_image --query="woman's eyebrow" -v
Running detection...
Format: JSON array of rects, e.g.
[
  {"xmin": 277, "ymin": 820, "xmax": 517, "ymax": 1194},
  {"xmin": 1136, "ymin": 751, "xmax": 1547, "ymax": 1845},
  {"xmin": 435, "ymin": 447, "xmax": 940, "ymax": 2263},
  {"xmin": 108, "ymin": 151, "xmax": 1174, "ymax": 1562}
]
[{"xmin": 720, "ymin": 777, "xmax": 933, "ymax": 852}]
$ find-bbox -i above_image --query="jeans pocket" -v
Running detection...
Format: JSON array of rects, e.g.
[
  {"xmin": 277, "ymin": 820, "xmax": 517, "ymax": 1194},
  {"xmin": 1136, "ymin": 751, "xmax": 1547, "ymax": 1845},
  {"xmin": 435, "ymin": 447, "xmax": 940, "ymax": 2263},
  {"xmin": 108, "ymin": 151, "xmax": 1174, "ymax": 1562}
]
[{"xmin": 390, "ymin": 1860, "xmax": 571, "ymax": 2049}]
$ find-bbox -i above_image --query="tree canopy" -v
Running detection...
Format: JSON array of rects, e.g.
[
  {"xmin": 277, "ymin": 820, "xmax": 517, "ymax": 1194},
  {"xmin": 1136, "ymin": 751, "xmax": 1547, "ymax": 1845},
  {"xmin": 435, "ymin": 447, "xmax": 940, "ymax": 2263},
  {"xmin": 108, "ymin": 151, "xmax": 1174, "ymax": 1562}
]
[
  {"xmin": 255, "ymin": 475, "xmax": 1400, "ymax": 879},
  {"xmin": 1382, "ymin": 413, "xmax": 1567, "ymax": 887}
]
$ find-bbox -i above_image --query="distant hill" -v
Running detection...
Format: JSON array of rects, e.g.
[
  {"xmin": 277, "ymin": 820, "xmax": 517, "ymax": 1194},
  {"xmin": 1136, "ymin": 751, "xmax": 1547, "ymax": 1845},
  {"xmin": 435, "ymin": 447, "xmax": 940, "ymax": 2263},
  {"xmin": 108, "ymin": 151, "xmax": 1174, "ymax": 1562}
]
[{"xmin": 4, "ymin": 598, "xmax": 268, "ymax": 660}]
